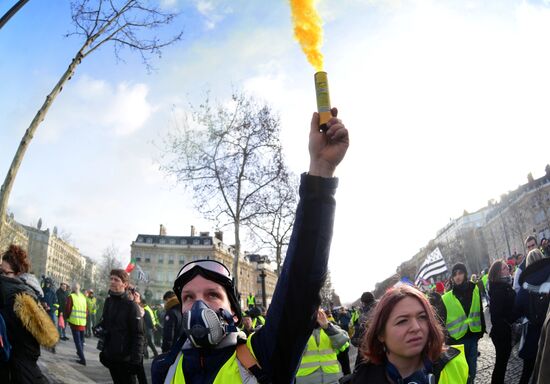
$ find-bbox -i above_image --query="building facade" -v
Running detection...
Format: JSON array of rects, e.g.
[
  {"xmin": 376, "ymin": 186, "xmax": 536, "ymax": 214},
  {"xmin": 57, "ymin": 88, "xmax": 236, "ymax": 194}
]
[
  {"xmin": 23, "ymin": 224, "xmax": 89, "ymax": 286},
  {"xmin": 130, "ymin": 226, "xmax": 278, "ymax": 308},
  {"xmin": 0, "ymin": 213, "xmax": 28, "ymax": 254}
]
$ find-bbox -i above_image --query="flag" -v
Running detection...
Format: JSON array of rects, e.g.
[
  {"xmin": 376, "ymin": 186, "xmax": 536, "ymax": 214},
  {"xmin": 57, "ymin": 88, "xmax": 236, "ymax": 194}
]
[
  {"xmin": 414, "ymin": 247, "xmax": 448, "ymax": 286},
  {"xmin": 136, "ymin": 264, "xmax": 148, "ymax": 282},
  {"xmin": 125, "ymin": 257, "xmax": 136, "ymax": 273}
]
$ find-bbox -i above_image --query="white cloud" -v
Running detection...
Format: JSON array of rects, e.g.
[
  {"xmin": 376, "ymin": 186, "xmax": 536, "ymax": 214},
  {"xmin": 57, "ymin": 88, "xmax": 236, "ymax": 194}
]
[
  {"xmin": 193, "ymin": 0, "xmax": 233, "ymax": 30},
  {"xmin": 40, "ymin": 75, "xmax": 155, "ymax": 141}
]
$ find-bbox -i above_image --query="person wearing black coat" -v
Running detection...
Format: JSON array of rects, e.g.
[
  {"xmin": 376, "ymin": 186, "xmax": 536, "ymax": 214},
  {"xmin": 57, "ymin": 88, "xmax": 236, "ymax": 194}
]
[
  {"xmin": 97, "ymin": 269, "xmax": 145, "ymax": 384},
  {"xmin": 515, "ymin": 251, "xmax": 550, "ymax": 384},
  {"xmin": 55, "ymin": 282, "xmax": 69, "ymax": 340},
  {"xmin": 161, "ymin": 291, "xmax": 183, "ymax": 353},
  {"xmin": 488, "ymin": 259, "xmax": 519, "ymax": 384}
]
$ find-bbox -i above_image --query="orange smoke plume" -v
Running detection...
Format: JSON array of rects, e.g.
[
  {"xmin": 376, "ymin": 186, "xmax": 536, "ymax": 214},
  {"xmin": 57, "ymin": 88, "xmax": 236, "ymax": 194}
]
[{"xmin": 289, "ymin": 0, "xmax": 324, "ymax": 71}]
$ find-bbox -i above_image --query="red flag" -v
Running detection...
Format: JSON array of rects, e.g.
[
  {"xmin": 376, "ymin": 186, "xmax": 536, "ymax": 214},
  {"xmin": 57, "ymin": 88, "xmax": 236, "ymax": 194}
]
[{"xmin": 125, "ymin": 257, "xmax": 136, "ymax": 273}]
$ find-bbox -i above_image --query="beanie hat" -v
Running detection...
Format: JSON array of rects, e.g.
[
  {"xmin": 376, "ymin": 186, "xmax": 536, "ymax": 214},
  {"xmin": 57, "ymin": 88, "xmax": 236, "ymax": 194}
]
[
  {"xmin": 451, "ymin": 263, "xmax": 468, "ymax": 277},
  {"xmin": 361, "ymin": 291, "xmax": 375, "ymax": 305},
  {"xmin": 435, "ymin": 282, "xmax": 445, "ymax": 294}
]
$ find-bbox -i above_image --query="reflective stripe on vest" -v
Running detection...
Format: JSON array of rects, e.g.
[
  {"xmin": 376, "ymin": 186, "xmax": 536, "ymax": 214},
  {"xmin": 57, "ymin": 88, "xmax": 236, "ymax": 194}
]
[
  {"xmin": 442, "ymin": 285, "xmax": 481, "ymax": 340},
  {"xmin": 247, "ymin": 296, "xmax": 255, "ymax": 305},
  {"xmin": 251, "ymin": 316, "xmax": 265, "ymax": 329},
  {"xmin": 438, "ymin": 344, "xmax": 469, "ymax": 384},
  {"xmin": 296, "ymin": 329, "xmax": 340, "ymax": 377},
  {"xmin": 145, "ymin": 305, "xmax": 159, "ymax": 327},
  {"xmin": 68, "ymin": 293, "xmax": 87, "ymax": 326}
]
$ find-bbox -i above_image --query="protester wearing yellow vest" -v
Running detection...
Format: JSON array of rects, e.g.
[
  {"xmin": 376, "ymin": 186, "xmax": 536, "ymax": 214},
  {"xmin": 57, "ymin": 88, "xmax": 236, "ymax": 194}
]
[
  {"xmin": 66, "ymin": 282, "xmax": 87, "ymax": 365},
  {"xmin": 247, "ymin": 293, "xmax": 256, "ymax": 309},
  {"xmin": 296, "ymin": 309, "xmax": 350, "ymax": 384},
  {"xmin": 347, "ymin": 284, "xmax": 468, "ymax": 384},
  {"xmin": 442, "ymin": 263, "xmax": 485, "ymax": 384},
  {"xmin": 85, "ymin": 289, "xmax": 97, "ymax": 337},
  {"xmin": 142, "ymin": 300, "xmax": 159, "ymax": 358},
  {"xmin": 150, "ymin": 111, "xmax": 350, "ymax": 383}
]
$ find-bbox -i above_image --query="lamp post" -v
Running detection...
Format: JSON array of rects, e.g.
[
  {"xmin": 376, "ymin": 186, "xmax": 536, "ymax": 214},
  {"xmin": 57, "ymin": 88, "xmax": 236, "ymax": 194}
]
[{"xmin": 257, "ymin": 256, "xmax": 268, "ymax": 308}]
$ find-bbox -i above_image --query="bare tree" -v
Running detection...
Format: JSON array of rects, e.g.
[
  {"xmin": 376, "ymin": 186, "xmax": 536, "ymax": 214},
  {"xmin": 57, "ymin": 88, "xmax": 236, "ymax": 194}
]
[
  {"xmin": 320, "ymin": 270, "xmax": 334, "ymax": 309},
  {"xmin": 248, "ymin": 170, "xmax": 298, "ymax": 277},
  {"xmin": 161, "ymin": 92, "xmax": 285, "ymax": 291},
  {"xmin": 99, "ymin": 244, "xmax": 122, "ymax": 290},
  {"xmin": 0, "ymin": 0, "xmax": 182, "ymax": 240}
]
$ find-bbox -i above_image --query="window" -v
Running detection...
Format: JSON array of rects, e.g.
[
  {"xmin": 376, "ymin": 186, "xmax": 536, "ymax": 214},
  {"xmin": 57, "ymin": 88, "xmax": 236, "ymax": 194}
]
[
  {"xmin": 146, "ymin": 238, "xmax": 152, "ymax": 244},
  {"xmin": 145, "ymin": 256, "xmax": 151, "ymax": 263},
  {"xmin": 179, "ymin": 255, "xmax": 185, "ymax": 265},
  {"xmin": 170, "ymin": 238, "xmax": 176, "ymax": 245},
  {"xmin": 193, "ymin": 239, "xmax": 200, "ymax": 245},
  {"xmin": 203, "ymin": 239, "xmax": 211, "ymax": 245},
  {"xmin": 160, "ymin": 238, "xmax": 166, "ymax": 244},
  {"xmin": 158, "ymin": 255, "xmax": 164, "ymax": 264},
  {"xmin": 137, "ymin": 237, "xmax": 143, "ymax": 243},
  {"xmin": 168, "ymin": 255, "xmax": 174, "ymax": 264},
  {"xmin": 136, "ymin": 256, "xmax": 142, "ymax": 262}
]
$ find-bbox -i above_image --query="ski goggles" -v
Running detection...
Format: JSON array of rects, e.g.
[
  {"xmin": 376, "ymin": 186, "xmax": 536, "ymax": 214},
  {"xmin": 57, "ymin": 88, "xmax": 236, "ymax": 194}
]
[{"xmin": 176, "ymin": 259, "xmax": 231, "ymax": 281}]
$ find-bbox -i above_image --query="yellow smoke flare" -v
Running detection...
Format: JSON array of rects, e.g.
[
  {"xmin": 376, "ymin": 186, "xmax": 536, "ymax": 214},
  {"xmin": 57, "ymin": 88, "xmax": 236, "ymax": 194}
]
[{"xmin": 289, "ymin": 0, "xmax": 324, "ymax": 71}]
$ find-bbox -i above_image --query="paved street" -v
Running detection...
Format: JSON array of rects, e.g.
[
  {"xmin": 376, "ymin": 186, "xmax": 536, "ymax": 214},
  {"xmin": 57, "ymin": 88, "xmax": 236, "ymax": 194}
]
[{"xmin": 39, "ymin": 336, "xmax": 153, "ymax": 384}]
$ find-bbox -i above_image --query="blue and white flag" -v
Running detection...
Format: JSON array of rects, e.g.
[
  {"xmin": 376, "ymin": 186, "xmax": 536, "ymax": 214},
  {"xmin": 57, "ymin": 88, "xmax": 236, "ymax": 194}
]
[
  {"xmin": 414, "ymin": 247, "xmax": 448, "ymax": 286},
  {"xmin": 136, "ymin": 264, "xmax": 149, "ymax": 282}
]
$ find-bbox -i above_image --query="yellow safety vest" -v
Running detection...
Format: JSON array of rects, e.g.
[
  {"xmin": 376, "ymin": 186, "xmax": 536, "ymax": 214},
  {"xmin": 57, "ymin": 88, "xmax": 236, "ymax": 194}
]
[
  {"xmin": 86, "ymin": 296, "xmax": 97, "ymax": 314},
  {"xmin": 68, "ymin": 293, "xmax": 87, "ymax": 326},
  {"xmin": 247, "ymin": 295, "xmax": 255, "ymax": 306},
  {"xmin": 145, "ymin": 305, "xmax": 159, "ymax": 327},
  {"xmin": 251, "ymin": 316, "xmax": 265, "ymax": 328},
  {"xmin": 296, "ymin": 329, "xmax": 341, "ymax": 377},
  {"xmin": 442, "ymin": 285, "xmax": 482, "ymax": 340},
  {"xmin": 438, "ymin": 344, "xmax": 469, "ymax": 384},
  {"xmin": 169, "ymin": 337, "xmax": 257, "ymax": 383}
]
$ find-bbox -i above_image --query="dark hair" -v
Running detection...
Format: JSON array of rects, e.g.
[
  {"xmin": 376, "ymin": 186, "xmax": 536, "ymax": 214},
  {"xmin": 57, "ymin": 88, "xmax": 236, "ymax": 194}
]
[
  {"xmin": 525, "ymin": 235, "xmax": 538, "ymax": 246},
  {"xmin": 361, "ymin": 284, "xmax": 444, "ymax": 365},
  {"xmin": 163, "ymin": 290, "xmax": 176, "ymax": 300},
  {"xmin": 2, "ymin": 244, "xmax": 31, "ymax": 275},
  {"xmin": 488, "ymin": 259, "xmax": 505, "ymax": 283},
  {"xmin": 110, "ymin": 269, "xmax": 129, "ymax": 284},
  {"xmin": 361, "ymin": 291, "xmax": 375, "ymax": 305}
]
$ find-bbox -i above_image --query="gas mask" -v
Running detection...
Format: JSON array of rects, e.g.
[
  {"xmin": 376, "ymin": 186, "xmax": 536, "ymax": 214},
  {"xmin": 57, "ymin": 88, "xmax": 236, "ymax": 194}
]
[{"xmin": 181, "ymin": 300, "xmax": 238, "ymax": 348}]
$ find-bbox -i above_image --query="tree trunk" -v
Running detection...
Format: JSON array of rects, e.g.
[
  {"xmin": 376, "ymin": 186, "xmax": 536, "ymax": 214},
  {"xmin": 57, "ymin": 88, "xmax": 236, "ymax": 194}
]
[
  {"xmin": 276, "ymin": 244, "xmax": 282, "ymax": 277},
  {"xmin": 0, "ymin": 49, "xmax": 85, "ymax": 237},
  {"xmin": 233, "ymin": 220, "xmax": 240, "ymax": 294},
  {"xmin": 0, "ymin": 0, "xmax": 30, "ymax": 30}
]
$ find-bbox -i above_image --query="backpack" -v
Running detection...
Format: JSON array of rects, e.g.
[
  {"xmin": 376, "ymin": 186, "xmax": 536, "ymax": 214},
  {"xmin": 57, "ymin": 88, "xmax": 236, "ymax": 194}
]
[{"xmin": 0, "ymin": 313, "xmax": 11, "ymax": 362}]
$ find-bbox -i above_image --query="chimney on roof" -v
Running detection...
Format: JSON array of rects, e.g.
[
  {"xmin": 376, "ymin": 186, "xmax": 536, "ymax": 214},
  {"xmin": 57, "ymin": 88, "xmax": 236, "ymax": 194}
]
[
  {"xmin": 199, "ymin": 231, "xmax": 210, "ymax": 237},
  {"xmin": 215, "ymin": 231, "xmax": 223, "ymax": 242},
  {"xmin": 191, "ymin": 225, "xmax": 196, "ymax": 237},
  {"xmin": 159, "ymin": 224, "xmax": 167, "ymax": 236}
]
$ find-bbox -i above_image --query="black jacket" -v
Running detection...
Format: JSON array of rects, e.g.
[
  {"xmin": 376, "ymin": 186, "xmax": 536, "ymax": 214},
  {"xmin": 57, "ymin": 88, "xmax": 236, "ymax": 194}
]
[
  {"xmin": 349, "ymin": 347, "xmax": 463, "ymax": 383},
  {"xmin": 162, "ymin": 296, "xmax": 183, "ymax": 353},
  {"xmin": 55, "ymin": 287, "xmax": 68, "ymax": 315},
  {"xmin": 488, "ymin": 280, "xmax": 518, "ymax": 339},
  {"xmin": 0, "ymin": 275, "xmax": 47, "ymax": 383},
  {"xmin": 98, "ymin": 291, "xmax": 145, "ymax": 365}
]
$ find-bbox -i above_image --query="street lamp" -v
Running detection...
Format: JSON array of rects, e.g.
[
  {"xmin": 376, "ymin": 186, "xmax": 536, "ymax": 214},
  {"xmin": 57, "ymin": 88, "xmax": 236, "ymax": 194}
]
[{"xmin": 257, "ymin": 256, "xmax": 268, "ymax": 308}]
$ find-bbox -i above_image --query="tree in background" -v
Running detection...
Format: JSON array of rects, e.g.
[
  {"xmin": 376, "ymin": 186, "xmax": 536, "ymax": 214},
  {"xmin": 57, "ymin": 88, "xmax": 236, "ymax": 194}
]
[
  {"xmin": 161, "ymin": 92, "xmax": 285, "ymax": 291},
  {"xmin": 248, "ymin": 170, "xmax": 298, "ymax": 277},
  {"xmin": 0, "ymin": 0, "xmax": 183, "ymax": 241}
]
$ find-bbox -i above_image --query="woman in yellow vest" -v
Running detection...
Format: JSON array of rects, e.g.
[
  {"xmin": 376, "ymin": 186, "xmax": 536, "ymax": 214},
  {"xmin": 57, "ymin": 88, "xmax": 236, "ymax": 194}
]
[
  {"xmin": 346, "ymin": 284, "xmax": 468, "ymax": 384},
  {"xmin": 296, "ymin": 309, "xmax": 350, "ymax": 384}
]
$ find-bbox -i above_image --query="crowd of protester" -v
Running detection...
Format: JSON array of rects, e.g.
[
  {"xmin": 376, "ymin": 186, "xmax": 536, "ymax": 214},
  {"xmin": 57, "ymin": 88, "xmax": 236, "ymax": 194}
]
[{"xmin": 1, "ymin": 110, "xmax": 549, "ymax": 384}]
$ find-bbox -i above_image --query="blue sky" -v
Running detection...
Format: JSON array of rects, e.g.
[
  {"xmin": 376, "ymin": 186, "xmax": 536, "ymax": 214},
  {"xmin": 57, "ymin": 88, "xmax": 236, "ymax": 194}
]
[{"xmin": 2, "ymin": 0, "xmax": 550, "ymax": 302}]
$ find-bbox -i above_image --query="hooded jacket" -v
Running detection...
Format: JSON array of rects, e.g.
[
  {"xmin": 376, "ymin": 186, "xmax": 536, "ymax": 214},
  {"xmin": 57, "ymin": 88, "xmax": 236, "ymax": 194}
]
[
  {"xmin": 0, "ymin": 275, "xmax": 56, "ymax": 383},
  {"xmin": 515, "ymin": 257, "xmax": 550, "ymax": 360},
  {"xmin": 162, "ymin": 296, "xmax": 183, "ymax": 353}
]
